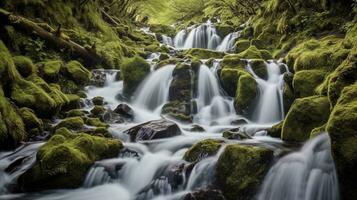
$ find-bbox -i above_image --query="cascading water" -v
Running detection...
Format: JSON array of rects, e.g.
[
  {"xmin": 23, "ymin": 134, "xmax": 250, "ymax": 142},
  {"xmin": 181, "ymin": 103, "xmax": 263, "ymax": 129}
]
[
  {"xmin": 133, "ymin": 65, "xmax": 175, "ymax": 112},
  {"xmin": 257, "ymin": 133, "xmax": 339, "ymax": 200},
  {"xmin": 173, "ymin": 30, "xmax": 186, "ymax": 49},
  {"xmin": 193, "ymin": 63, "xmax": 236, "ymax": 127},
  {"xmin": 216, "ymin": 32, "xmax": 240, "ymax": 52},
  {"xmin": 183, "ymin": 23, "xmax": 221, "ymax": 49},
  {"xmin": 247, "ymin": 61, "xmax": 287, "ymax": 124},
  {"xmin": 162, "ymin": 35, "xmax": 174, "ymax": 46}
]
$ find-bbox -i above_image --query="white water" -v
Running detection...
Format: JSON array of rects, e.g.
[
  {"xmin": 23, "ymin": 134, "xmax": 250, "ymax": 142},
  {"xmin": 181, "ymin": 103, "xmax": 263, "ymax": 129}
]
[
  {"xmin": 216, "ymin": 32, "xmax": 240, "ymax": 52},
  {"xmin": 162, "ymin": 35, "xmax": 173, "ymax": 46},
  {"xmin": 183, "ymin": 23, "xmax": 221, "ymax": 49},
  {"xmin": 258, "ymin": 133, "xmax": 339, "ymax": 200},
  {"xmin": 247, "ymin": 61, "xmax": 287, "ymax": 124}
]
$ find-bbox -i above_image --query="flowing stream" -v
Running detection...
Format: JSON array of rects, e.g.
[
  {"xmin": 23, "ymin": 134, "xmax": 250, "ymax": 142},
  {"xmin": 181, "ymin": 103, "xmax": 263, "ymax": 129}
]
[{"xmin": 0, "ymin": 23, "xmax": 340, "ymax": 200}]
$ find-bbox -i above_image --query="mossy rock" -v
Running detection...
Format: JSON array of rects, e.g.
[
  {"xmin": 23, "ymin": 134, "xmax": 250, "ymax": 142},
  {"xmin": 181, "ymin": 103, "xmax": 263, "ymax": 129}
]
[
  {"xmin": 18, "ymin": 128, "xmax": 123, "ymax": 191},
  {"xmin": 237, "ymin": 46, "xmax": 263, "ymax": 59},
  {"xmin": 283, "ymin": 73, "xmax": 295, "ymax": 114},
  {"xmin": 215, "ymin": 144, "xmax": 274, "ymax": 200},
  {"xmin": 19, "ymin": 107, "xmax": 43, "ymax": 134},
  {"xmin": 169, "ymin": 64, "xmax": 193, "ymax": 102},
  {"xmin": 292, "ymin": 70, "xmax": 327, "ymax": 98},
  {"xmin": 121, "ymin": 56, "xmax": 150, "ymax": 96},
  {"xmin": 90, "ymin": 105, "xmax": 106, "ymax": 116},
  {"xmin": 85, "ymin": 117, "xmax": 108, "ymax": 128},
  {"xmin": 39, "ymin": 60, "xmax": 63, "ymax": 81},
  {"xmin": 0, "ymin": 88, "xmax": 26, "ymax": 150},
  {"xmin": 221, "ymin": 54, "xmax": 247, "ymax": 69},
  {"xmin": 157, "ymin": 58, "xmax": 181, "ymax": 68},
  {"xmin": 184, "ymin": 139, "xmax": 224, "ymax": 162},
  {"xmin": 159, "ymin": 53, "xmax": 170, "ymax": 61},
  {"xmin": 249, "ymin": 59, "xmax": 267, "ymax": 79},
  {"xmin": 65, "ymin": 61, "xmax": 92, "ymax": 85},
  {"xmin": 13, "ymin": 56, "xmax": 36, "ymax": 78},
  {"xmin": 234, "ymin": 74, "xmax": 258, "ymax": 115},
  {"xmin": 92, "ymin": 96, "xmax": 104, "ymax": 106},
  {"xmin": 162, "ymin": 101, "xmax": 192, "ymax": 123},
  {"xmin": 328, "ymin": 61, "xmax": 357, "ymax": 107},
  {"xmin": 216, "ymin": 25, "xmax": 234, "ymax": 38},
  {"xmin": 184, "ymin": 48, "xmax": 226, "ymax": 59},
  {"xmin": 67, "ymin": 109, "xmax": 86, "ymax": 117},
  {"xmin": 56, "ymin": 117, "xmax": 84, "ymax": 130},
  {"xmin": 327, "ymin": 84, "xmax": 357, "ymax": 198},
  {"xmin": 234, "ymin": 39, "xmax": 251, "ymax": 54},
  {"xmin": 282, "ymin": 96, "xmax": 330, "ymax": 142},
  {"xmin": 267, "ymin": 121, "xmax": 283, "ymax": 138},
  {"xmin": 286, "ymin": 36, "xmax": 349, "ymax": 72}
]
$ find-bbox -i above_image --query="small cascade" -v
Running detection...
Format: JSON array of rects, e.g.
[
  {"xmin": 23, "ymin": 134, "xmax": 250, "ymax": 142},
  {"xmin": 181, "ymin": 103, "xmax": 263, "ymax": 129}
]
[
  {"xmin": 83, "ymin": 166, "xmax": 112, "ymax": 188},
  {"xmin": 257, "ymin": 133, "xmax": 340, "ymax": 200},
  {"xmin": 0, "ymin": 142, "xmax": 43, "ymax": 194},
  {"xmin": 162, "ymin": 35, "xmax": 173, "ymax": 46},
  {"xmin": 216, "ymin": 32, "xmax": 239, "ymax": 52},
  {"xmin": 247, "ymin": 61, "xmax": 287, "ymax": 124},
  {"xmin": 183, "ymin": 23, "xmax": 221, "ymax": 50},
  {"xmin": 173, "ymin": 30, "xmax": 187, "ymax": 49},
  {"xmin": 194, "ymin": 64, "xmax": 236, "ymax": 126},
  {"xmin": 133, "ymin": 65, "xmax": 175, "ymax": 111}
]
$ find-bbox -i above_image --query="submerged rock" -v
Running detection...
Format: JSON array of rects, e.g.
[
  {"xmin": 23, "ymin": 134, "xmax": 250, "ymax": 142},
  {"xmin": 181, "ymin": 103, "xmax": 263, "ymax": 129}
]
[
  {"xmin": 215, "ymin": 144, "xmax": 274, "ymax": 200},
  {"xmin": 126, "ymin": 119, "xmax": 181, "ymax": 142},
  {"xmin": 114, "ymin": 103, "xmax": 134, "ymax": 119},
  {"xmin": 182, "ymin": 189, "xmax": 226, "ymax": 200},
  {"xmin": 18, "ymin": 128, "xmax": 123, "ymax": 191}
]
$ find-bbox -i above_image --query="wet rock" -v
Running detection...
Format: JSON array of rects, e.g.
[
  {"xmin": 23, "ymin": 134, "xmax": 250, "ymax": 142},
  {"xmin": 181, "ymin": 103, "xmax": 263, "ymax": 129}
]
[
  {"xmin": 267, "ymin": 121, "xmax": 283, "ymax": 138},
  {"xmin": 92, "ymin": 96, "xmax": 104, "ymax": 106},
  {"xmin": 215, "ymin": 144, "xmax": 274, "ymax": 200},
  {"xmin": 114, "ymin": 103, "xmax": 134, "ymax": 119},
  {"xmin": 90, "ymin": 105, "xmax": 106, "ymax": 117},
  {"xmin": 222, "ymin": 130, "xmax": 251, "ymax": 140},
  {"xmin": 184, "ymin": 139, "xmax": 224, "ymax": 162},
  {"xmin": 126, "ymin": 119, "xmax": 181, "ymax": 142},
  {"xmin": 182, "ymin": 189, "xmax": 225, "ymax": 200},
  {"xmin": 189, "ymin": 124, "xmax": 205, "ymax": 132},
  {"xmin": 18, "ymin": 128, "xmax": 123, "ymax": 191},
  {"xmin": 101, "ymin": 110, "xmax": 125, "ymax": 124},
  {"xmin": 162, "ymin": 101, "xmax": 192, "ymax": 123},
  {"xmin": 91, "ymin": 70, "xmax": 107, "ymax": 87},
  {"xmin": 230, "ymin": 118, "xmax": 248, "ymax": 125},
  {"xmin": 169, "ymin": 64, "xmax": 193, "ymax": 102}
]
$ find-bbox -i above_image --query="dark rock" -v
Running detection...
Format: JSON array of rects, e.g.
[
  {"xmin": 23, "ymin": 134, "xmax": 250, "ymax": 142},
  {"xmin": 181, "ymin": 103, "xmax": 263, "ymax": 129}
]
[
  {"xmin": 114, "ymin": 103, "xmax": 134, "ymax": 119},
  {"xmin": 182, "ymin": 189, "xmax": 226, "ymax": 200},
  {"xmin": 189, "ymin": 124, "xmax": 205, "ymax": 132},
  {"xmin": 126, "ymin": 119, "xmax": 181, "ymax": 142},
  {"xmin": 91, "ymin": 70, "xmax": 107, "ymax": 87},
  {"xmin": 92, "ymin": 96, "xmax": 104, "ymax": 106}
]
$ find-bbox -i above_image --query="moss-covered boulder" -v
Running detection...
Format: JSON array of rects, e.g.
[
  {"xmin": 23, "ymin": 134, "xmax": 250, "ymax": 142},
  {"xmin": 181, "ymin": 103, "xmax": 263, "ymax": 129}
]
[
  {"xmin": 0, "ymin": 88, "xmax": 26, "ymax": 150},
  {"xmin": 162, "ymin": 101, "xmax": 192, "ymax": 123},
  {"xmin": 56, "ymin": 117, "xmax": 84, "ymax": 130},
  {"xmin": 169, "ymin": 64, "xmax": 193, "ymax": 102},
  {"xmin": 292, "ymin": 70, "xmax": 326, "ymax": 98},
  {"xmin": 215, "ymin": 144, "xmax": 274, "ymax": 200},
  {"xmin": 65, "ymin": 61, "xmax": 92, "ymax": 84},
  {"xmin": 236, "ymin": 46, "xmax": 273, "ymax": 60},
  {"xmin": 183, "ymin": 139, "xmax": 224, "ymax": 163},
  {"xmin": 326, "ymin": 83, "xmax": 357, "ymax": 198},
  {"xmin": 267, "ymin": 121, "xmax": 283, "ymax": 138},
  {"xmin": 327, "ymin": 61, "xmax": 357, "ymax": 107},
  {"xmin": 184, "ymin": 48, "xmax": 226, "ymax": 59},
  {"xmin": 249, "ymin": 59, "xmax": 267, "ymax": 79},
  {"xmin": 90, "ymin": 105, "xmax": 106, "ymax": 117},
  {"xmin": 85, "ymin": 117, "xmax": 108, "ymax": 128},
  {"xmin": 220, "ymin": 54, "xmax": 247, "ymax": 70},
  {"xmin": 235, "ymin": 39, "xmax": 251, "ymax": 54},
  {"xmin": 18, "ymin": 128, "xmax": 123, "ymax": 191},
  {"xmin": 39, "ymin": 60, "xmax": 63, "ymax": 81},
  {"xmin": 19, "ymin": 107, "xmax": 43, "ymax": 135},
  {"xmin": 13, "ymin": 56, "xmax": 36, "ymax": 78},
  {"xmin": 282, "ymin": 96, "xmax": 330, "ymax": 142},
  {"xmin": 121, "ymin": 56, "xmax": 150, "ymax": 96},
  {"xmin": 66, "ymin": 109, "xmax": 86, "ymax": 117}
]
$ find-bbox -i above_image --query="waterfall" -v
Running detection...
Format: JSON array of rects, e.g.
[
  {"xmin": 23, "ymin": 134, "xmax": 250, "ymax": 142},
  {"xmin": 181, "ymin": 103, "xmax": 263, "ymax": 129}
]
[
  {"xmin": 247, "ymin": 61, "xmax": 286, "ymax": 124},
  {"xmin": 183, "ymin": 23, "xmax": 221, "ymax": 50},
  {"xmin": 216, "ymin": 32, "xmax": 239, "ymax": 52},
  {"xmin": 133, "ymin": 65, "xmax": 175, "ymax": 111},
  {"xmin": 162, "ymin": 35, "xmax": 173, "ymax": 46},
  {"xmin": 83, "ymin": 166, "xmax": 112, "ymax": 188},
  {"xmin": 257, "ymin": 133, "xmax": 340, "ymax": 200},
  {"xmin": 194, "ymin": 64, "xmax": 236, "ymax": 126},
  {"xmin": 173, "ymin": 30, "xmax": 186, "ymax": 49}
]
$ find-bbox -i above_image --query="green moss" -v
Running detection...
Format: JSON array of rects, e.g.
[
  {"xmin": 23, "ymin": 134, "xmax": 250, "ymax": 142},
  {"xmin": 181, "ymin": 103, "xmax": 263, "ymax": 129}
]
[
  {"xmin": 250, "ymin": 59, "xmax": 267, "ymax": 79},
  {"xmin": 268, "ymin": 121, "xmax": 283, "ymax": 138},
  {"xmin": 90, "ymin": 106, "xmax": 106, "ymax": 116},
  {"xmin": 183, "ymin": 139, "xmax": 224, "ymax": 162},
  {"xmin": 18, "ymin": 127, "xmax": 122, "ymax": 191},
  {"xmin": 327, "ymin": 61, "xmax": 357, "ymax": 107},
  {"xmin": 184, "ymin": 48, "xmax": 226, "ymax": 59},
  {"xmin": 85, "ymin": 118, "xmax": 108, "ymax": 128},
  {"xmin": 19, "ymin": 107, "xmax": 43, "ymax": 134},
  {"xmin": 120, "ymin": 56, "xmax": 150, "ymax": 96},
  {"xmin": 92, "ymin": 96, "xmax": 104, "ymax": 106},
  {"xmin": 234, "ymin": 39, "xmax": 251, "ymax": 54},
  {"xmin": 235, "ymin": 74, "xmax": 258, "ymax": 115},
  {"xmin": 221, "ymin": 54, "xmax": 247, "ymax": 69},
  {"xmin": 56, "ymin": 117, "xmax": 84, "ymax": 130},
  {"xmin": 310, "ymin": 124, "xmax": 326, "ymax": 138},
  {"xmin": 286, "ymin": 36, "xmax": 349, "ymax": 72},
  {"xmin": 159, "ymin": 53, "xmax": 170, "ymax": 61},
  {"xmin": 39, "ymin": 60, "xmax": 63, "ymax": 81},
  {"xmin": 327, "ymin": 83, "xmax": 357, "ymax": 198},
  {"xmin": 282, "ymin": 96, "xmax": 330, "ymax": 142},
  {"xmin": 65, "ymin": 61, "xmax": 92, "ymax": 85},
  {"xmin": 237, "ymin": 45, "xmax": 262, "ymax": 59},
  {"xmin": 0, "ymin": 40, "xmax": 22, "ymax": 81},
  {"xmin": 0, "ymin": 87, "xmax": 26, "ymax": 150},
  {"xmin": 216, "ymin": 25, "xmax": 234, "ymax": 38},
  {"xmin": 292, "ymin": 70, "xmax": 327, "ymax": 98},
  {"xmin": 67, "ymin": 109, "xmax": 85, "ymax": 117},
  {"xmin": 13, "ymin": 56, "xmax": 36, "ymax": 78},
  {"xmin": 215, "ymin": 144, "xmax": 273, "ymax": 200},
  {"xmin": 162, "ymin": 101, "xmax": 192, "ymax": 123}
]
